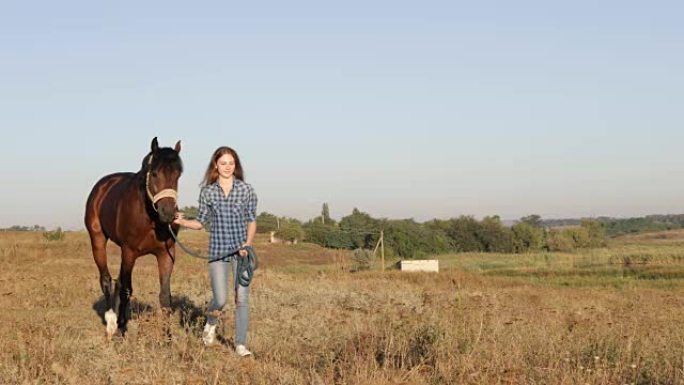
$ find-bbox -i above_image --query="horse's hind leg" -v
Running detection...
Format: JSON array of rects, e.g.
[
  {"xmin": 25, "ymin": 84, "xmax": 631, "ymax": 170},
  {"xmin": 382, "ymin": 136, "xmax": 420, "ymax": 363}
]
[{"xmin": 88, "ymin": 231, "xmax": 117, "ymax": 338}]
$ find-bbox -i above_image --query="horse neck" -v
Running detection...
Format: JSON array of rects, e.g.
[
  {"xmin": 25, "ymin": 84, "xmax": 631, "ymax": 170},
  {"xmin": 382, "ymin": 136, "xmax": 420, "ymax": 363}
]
[
  {"xmin": 127, "ymin": 171, "xmax": 156, "ymax": 217},
  {"xmin": 132, "ymin": 170, "xmax": 147, "ymax": 196}
]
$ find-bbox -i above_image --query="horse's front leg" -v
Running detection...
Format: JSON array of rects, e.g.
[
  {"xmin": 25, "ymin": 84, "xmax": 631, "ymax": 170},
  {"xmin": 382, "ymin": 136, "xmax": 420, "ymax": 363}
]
[
  {"xmin": 156, "ymin": 245, "xmax": 175, "ymax": 310},
  {"xmin": 116, "ymin": 248, "xmax": 137, "ymax": 335}
]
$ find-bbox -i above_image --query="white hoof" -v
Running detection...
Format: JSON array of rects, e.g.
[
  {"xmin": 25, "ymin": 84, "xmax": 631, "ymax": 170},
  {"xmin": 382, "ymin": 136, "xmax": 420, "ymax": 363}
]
[
  {"xmin": 105, "ymin": 310, "xmax": 117, "ymax": 339},
  {"xmin": 202, "ymin": 323, "xmax": 217, "ymax": 346}
]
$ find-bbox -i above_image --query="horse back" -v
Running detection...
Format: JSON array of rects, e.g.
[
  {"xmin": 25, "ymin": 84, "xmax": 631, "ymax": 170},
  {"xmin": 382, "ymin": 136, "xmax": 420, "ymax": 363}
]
[{"xmin": 85, "ymin": 172, "xmax": 140, "ymax": 241}]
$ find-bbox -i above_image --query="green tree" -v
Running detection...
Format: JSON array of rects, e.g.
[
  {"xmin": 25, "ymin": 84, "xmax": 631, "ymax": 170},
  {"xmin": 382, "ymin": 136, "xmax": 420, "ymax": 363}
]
[
  {"xmin": 302, "ymin": 219, "xmax": 352, "ymax": 249},
  {"xmin": 511, "ymin": 222, "xmax": 544, "ymax": 252},
  {"xmin": 275, "ymin": 220, "xmax": 305, "ymax": 243},
  {"xmin": 321, "ymin": 203, "xmax": 331, "ymax": 225},
  {"xmin": 520, "ymin": 214, "xmax": 543, "ymax": 228},
  {"xmin": 384, "ymin": 219, "xmax": 450, "ymax": 259},
  {"xmin": 445, "ymin": 216, "xmax": 484, "ymax": 252},
  {"xmin": 339, "ymin": 208, "xmax": 381, "ymax": 249},
  {"xmin": 475, "ymin": 216, "xmax": 515, "ymax": 253},
  {"xmin": 256, "ymin": 212, "xmax": 279, "ymax": 233},
  {"xmin": 179, "ymin": 206, "xmax": 199, "ymax": 220}
]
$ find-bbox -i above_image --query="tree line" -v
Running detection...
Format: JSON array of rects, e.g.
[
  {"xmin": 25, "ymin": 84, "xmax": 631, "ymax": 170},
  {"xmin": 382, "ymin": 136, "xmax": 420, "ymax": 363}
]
[
  {"xmin": 5, "ymin": 209, "xmax": 682, "ymax": 257},
  {"xmin": 0, "ymin": 225, "xmax": 46, "ymax": 232},
  {"xmin": 249, "ymin": 207, "xmax": 608, "ymax": 259},
  {"xmin": 540, "ymin": 214, "xmax": 684, "ymax": 237},
  {"xmin": 9, "ymin": 208, "xmax": 678, "ymax": 256}
]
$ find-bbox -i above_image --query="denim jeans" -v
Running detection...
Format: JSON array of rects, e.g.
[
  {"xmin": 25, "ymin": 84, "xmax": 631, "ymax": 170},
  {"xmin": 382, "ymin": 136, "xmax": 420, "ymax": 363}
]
[{"xmin": 206, "ymin": 254, "xmax": 250, "ymax": 346}]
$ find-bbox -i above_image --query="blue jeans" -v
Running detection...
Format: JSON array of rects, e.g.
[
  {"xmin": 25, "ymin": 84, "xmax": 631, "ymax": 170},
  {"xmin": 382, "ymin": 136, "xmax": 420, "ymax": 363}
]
[{"xmin": 206, "ymin": 255, "xmax": 250, "ymax": 346}]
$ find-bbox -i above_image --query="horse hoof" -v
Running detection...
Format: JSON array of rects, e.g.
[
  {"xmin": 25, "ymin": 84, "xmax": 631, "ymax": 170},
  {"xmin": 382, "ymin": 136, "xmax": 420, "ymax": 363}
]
[{"xmin": 105, "ymin": 310, "xmax": 117, "ymax": 339}]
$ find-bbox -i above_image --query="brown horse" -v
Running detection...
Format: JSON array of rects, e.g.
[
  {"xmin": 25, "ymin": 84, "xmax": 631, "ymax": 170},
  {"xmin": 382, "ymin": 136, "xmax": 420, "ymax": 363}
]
[{"xmin": 85, "ymin": 137, "xmax": 182, "ymax": 338}]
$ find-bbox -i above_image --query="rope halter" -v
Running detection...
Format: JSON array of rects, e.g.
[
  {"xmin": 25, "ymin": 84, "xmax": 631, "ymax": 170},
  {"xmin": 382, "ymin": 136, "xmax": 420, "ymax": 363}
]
[{"xmin": 145, "ymin": 154, "xmax": 178, "ymax": 212}]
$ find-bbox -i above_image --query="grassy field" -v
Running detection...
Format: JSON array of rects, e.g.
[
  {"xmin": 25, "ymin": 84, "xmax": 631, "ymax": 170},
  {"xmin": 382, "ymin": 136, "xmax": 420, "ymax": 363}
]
[{"xmin": 2, "ymin": 230, "xmax": 684, "ymax": 384}]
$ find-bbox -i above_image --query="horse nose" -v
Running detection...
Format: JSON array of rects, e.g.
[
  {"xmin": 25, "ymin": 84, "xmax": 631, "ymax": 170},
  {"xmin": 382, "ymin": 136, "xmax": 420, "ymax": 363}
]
[{"xmin": 158, "ymin": 204, "xmax": 176, "ymax": 223}]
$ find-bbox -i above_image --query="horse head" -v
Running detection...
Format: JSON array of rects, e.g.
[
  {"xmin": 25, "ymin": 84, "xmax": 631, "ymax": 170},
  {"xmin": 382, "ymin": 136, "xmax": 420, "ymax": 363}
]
[{"xmin": 143, "ymin": 137, "xmax": 183, "ymax": 223}]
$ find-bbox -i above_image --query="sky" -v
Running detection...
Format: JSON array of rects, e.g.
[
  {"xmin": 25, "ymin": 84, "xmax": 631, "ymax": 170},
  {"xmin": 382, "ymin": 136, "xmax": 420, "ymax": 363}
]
[{"xmin": 1, "ymin": 0, "xmax": 683, "ymax": 230}]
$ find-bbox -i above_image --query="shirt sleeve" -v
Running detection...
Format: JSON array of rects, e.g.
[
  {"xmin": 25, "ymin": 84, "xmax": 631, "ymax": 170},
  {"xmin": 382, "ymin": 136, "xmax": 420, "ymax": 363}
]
[
  {"xmin": 196, "ymin": 187, "xmax": 211, "ymax": 225},
  {"xmin": 244, "ymin": 185, "xmax": 257, "ymax": 223}
]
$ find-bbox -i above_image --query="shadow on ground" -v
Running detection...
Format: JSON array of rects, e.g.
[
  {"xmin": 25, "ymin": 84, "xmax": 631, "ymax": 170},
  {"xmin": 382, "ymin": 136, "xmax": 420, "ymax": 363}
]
[{"xmin": 91, "ymin": 294, "xmax": 238, "ymax": 348}]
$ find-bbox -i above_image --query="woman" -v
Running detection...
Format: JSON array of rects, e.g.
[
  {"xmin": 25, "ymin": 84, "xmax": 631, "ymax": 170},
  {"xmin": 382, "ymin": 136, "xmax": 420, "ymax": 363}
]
[{"xmin": 174, "ymin": 146, "xmax": 257, "ymax": 357}]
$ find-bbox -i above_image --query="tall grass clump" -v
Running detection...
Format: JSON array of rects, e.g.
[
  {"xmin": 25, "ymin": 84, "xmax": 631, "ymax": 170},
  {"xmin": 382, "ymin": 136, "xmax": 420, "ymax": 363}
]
[{"xmin": 42, "ymin": 227, "xmax": 64, "ymax": 241}]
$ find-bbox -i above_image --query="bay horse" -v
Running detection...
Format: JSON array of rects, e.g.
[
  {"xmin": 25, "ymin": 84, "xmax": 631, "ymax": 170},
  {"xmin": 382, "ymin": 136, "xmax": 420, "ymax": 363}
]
[{"xmin": 85, "ymin": 137, "xmax": 182, "ymax": 338}]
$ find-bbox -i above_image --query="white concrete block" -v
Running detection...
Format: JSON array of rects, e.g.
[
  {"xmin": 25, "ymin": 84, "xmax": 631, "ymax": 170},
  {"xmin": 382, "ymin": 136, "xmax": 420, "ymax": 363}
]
[{"xmin": 400, "ymin": 259, "xmax": 439, "ymax": 272}]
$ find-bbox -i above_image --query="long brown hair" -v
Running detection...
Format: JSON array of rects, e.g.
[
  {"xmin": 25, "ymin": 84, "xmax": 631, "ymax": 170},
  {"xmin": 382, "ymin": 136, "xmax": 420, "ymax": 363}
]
[{"xmin": 201, "ymin": 146, "xmax": 244, "ymax": 186}]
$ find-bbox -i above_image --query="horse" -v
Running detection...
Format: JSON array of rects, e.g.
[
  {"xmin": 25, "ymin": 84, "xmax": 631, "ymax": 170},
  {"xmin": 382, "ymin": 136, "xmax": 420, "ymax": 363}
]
[{"xmin": 85, "ymin": 137, "xmax": 183, "ymax": 338}]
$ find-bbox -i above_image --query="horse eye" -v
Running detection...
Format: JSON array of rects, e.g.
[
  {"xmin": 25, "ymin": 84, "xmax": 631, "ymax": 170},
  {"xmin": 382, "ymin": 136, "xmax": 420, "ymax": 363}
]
[{"xmin": 151, "ymin": 172, "xmax": 158, "ymax": 178}]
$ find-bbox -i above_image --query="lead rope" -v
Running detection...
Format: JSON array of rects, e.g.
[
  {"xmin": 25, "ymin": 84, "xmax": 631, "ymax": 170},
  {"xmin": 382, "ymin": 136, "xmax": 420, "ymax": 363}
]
[{"xmin": 167, "ymin": 224, "xmax": 258, "ymax": 287}]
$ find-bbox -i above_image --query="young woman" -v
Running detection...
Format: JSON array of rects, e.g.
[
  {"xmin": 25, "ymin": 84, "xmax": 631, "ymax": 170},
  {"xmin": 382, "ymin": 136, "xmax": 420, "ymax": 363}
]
[{"xmin": 174, "ymin": 146, "xmax": 257, "ymax": 357}]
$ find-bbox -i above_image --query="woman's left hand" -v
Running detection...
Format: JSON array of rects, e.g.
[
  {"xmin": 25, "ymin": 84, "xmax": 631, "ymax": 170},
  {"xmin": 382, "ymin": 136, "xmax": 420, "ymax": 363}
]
[{"xmin": 239, "ymin": 244, "xmax": 251, "ymax": 257}]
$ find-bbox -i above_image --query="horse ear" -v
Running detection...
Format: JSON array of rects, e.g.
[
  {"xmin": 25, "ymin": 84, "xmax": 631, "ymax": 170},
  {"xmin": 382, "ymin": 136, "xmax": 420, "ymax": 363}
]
[
  {"xmin": 174, "ymin": 140, "xmax": 181, "ymax": 153},
  {"xmin": 151, "ymin": 137, "xmax": 159, "ymax": 152}
]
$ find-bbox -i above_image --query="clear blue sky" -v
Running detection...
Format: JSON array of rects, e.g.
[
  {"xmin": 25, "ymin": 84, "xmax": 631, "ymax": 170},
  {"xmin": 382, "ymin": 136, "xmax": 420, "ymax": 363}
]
[{"xmin": 1, "ymin": 0, "xmax": 683, "ymax": 230}]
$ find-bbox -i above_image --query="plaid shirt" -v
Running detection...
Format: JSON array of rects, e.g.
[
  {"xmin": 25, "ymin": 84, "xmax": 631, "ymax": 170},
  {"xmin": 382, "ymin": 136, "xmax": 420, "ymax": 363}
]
[{"xmin": 196, "ymin": 179, "xmax": 257, "ymax": 258}]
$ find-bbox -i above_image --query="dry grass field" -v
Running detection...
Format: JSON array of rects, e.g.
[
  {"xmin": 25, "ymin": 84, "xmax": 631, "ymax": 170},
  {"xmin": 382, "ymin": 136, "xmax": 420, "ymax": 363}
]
[{"xmin": 2, "ymin": 229, "xmax": 684, "ymax": 384}]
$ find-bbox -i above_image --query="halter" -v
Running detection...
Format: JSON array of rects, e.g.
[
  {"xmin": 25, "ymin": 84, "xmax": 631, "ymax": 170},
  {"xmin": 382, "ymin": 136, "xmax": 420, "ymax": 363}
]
[{"xmin": 145, "ymin": 153, "xmax": 178, "ymax": 212}]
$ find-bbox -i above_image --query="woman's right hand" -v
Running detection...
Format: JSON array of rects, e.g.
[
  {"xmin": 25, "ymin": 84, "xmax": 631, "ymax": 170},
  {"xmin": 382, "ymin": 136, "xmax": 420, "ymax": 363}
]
[{"xmin": 173, "ymin": 212, "xmax": 185, "ymax": 226}]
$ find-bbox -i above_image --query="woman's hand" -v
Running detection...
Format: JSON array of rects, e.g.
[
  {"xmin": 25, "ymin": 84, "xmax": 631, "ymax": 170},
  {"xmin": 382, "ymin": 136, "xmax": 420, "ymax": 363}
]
[
  {"xmin": 239, "ymin": 244, "xmax": 251, "ymax": 257},
  {"xmin": 173, "ymin": 212, "xmax": 185, "ymax": 226}
]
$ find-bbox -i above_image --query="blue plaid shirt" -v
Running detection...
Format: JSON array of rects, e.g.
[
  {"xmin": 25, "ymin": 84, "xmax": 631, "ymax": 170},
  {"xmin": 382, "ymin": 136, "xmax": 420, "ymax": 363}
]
[{"xmin": 196, "ymin": 179, "xmax": 257, "ymax": 258}]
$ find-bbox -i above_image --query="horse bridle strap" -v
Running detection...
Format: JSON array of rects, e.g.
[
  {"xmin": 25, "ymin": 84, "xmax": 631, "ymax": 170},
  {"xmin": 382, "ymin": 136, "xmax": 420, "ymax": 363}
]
[
  {"xmin": 145, "ymin": 154, "xmax": 178, "ymax": 210},
  {"xmin": 148, "ymin": 187, "xmax": 177, "ymax": 205}
]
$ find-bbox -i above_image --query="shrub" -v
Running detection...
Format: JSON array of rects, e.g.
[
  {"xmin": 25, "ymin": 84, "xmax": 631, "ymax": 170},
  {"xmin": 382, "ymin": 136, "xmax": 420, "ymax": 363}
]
[
  {"xmin": 351, "ymin": 248, "xmax": 374, "ymax": 272},
  {"xmin": 581, "ymin": 219, "xmax": 606, "ymax": 247},
  {"xmin": 546, "ymin": 229, "xmax": 574, "ymax": 252},
  {"xmin": 42, "ymin": 227, "xmax": 64, "ymax": 242}
]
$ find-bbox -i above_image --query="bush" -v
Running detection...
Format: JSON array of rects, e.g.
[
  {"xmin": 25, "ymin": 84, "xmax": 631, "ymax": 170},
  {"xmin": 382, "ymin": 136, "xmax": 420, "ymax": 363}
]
[
  {"xmin": 351, "ymin": 248, "xmax": 375, "ymax": 272},
  {"xmin": 42, "ymin": 227, "xmax": 64, "ymax": 242},
  {"xmin": 580, "ymin": 219, "xmax": 606, "ymax": 247},
  {"xmin": 565, "ymin": 226, "xmax": 591, "ymax": 248},
  {"xmin": 546, "ymin": 230, "xmax": 574, "ymax": 252}
]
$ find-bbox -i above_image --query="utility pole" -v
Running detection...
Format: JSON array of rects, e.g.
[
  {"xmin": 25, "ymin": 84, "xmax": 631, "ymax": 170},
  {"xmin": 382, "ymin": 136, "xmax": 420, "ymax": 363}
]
[
  {"xmin": 374, "ymin": 230, "xmax": 385, "ymax": 272},
  {"xmin": 380, "ymin": 230, "xmax": 384, "ymax": 272}
]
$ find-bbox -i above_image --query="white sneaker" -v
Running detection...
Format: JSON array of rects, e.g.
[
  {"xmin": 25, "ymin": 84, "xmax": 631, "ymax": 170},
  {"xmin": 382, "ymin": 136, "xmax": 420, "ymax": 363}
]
[
  {"xmin": 202, "ymin": 323, "xmax": 217, "ymax": 346},
  {"xmin": 235, "ymin": 344, "xmax": 252, "ymax": 357}
]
